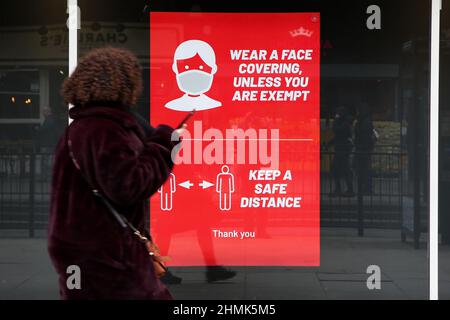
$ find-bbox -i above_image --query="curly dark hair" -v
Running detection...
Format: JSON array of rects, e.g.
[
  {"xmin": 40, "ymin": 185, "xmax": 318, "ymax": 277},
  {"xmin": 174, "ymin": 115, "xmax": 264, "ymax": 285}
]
[{"xmin": 62, "ymin": 47, "xmax": 143, "ymax": 107}]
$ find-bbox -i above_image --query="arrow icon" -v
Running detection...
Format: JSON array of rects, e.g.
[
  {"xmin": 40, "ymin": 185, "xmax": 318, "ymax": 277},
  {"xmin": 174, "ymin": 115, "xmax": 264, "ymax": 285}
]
[
  {"xmin": 179, "ymin": 180, "xmax": 194, "ymax": 189},
  {"xmin": 199, "ymin": 180, "xmax": 214, "ymax": 189}
]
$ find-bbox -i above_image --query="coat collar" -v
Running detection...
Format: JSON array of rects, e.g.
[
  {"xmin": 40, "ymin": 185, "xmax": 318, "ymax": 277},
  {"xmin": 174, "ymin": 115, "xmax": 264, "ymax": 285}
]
[{"xmin": 69, "ymin": 103, "xmax": 146, "ymax": 139}]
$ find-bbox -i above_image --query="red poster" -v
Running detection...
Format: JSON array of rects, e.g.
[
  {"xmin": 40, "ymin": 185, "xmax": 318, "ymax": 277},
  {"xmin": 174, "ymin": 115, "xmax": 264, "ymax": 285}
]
[{"xmin": 150, "ymin": 12, "xmax": 320, "ymax": 266}]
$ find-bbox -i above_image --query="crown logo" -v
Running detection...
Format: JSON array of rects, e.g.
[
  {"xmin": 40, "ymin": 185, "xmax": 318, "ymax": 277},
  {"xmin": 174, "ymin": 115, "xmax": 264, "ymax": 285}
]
[{"xmin": 290, "ymin": 27, "xmax": 314, "ymax": 38}]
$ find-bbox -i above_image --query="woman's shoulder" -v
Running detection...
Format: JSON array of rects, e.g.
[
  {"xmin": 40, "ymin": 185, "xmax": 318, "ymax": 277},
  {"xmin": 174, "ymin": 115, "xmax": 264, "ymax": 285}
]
[{"xmin": 69, "ymin": 105, "xmax": 145, "ymax": 139}]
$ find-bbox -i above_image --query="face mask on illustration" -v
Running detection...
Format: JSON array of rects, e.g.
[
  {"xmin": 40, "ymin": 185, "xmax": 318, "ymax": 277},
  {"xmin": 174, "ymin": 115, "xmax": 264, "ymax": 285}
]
[{"xmin": 176, "ymin": 70, "xmax": 213, "ymax": 95}]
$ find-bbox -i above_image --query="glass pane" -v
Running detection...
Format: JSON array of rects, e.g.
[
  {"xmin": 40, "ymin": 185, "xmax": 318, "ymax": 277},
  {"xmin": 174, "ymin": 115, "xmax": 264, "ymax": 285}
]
[
  {"xmin": 0, "ymin": 0, "xmax": 434, "ymax": 300},
  {"xmin": 145, "ymin": 0, "xmax": 432, "ymax": 300},
  {"xmin": 0, "ymin": 0, "xmax": 67, "ymax": 300},
  {"xmin": 0, "ymin": 70, "xmax": 40, "ymax": 92}
]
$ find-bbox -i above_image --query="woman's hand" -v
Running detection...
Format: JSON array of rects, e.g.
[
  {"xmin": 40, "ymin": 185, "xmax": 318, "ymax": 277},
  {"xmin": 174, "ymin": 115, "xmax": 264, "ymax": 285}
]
[{"xmin": 175, "ymin": 123, "xmax": 187, "ymax": 137}]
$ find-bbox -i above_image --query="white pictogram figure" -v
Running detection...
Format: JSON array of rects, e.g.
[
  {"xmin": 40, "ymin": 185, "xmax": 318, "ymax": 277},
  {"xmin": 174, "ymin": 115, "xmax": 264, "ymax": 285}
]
[
  {"xmin": 165, "ymin": 39, "xmax": 222, "ymax": 111},
  {"xmin": 158, "ymin": 173, "xmax": 176, "ymax": 211},
  {"xmin": 216, "ymin": 165, "xmax": 235, "ymax": 211}
]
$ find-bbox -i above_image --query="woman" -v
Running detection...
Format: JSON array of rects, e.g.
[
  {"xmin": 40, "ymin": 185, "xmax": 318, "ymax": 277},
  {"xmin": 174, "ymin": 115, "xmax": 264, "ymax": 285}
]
[{"xmin": 48, "ymin": 47, "xmax": 181, "ymax": 299}]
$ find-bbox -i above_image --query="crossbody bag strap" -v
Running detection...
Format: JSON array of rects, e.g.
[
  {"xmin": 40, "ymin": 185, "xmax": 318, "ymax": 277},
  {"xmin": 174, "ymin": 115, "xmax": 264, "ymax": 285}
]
[{"xmin": 65, "ymin": 125, "xmax": 152, "ymax": 243}]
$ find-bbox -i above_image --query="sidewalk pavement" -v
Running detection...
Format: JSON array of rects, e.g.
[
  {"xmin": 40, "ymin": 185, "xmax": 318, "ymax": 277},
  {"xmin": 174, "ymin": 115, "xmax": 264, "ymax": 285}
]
[{"xmin": 1, "ymin": 228, "xmax": 450, "ymax": 300}]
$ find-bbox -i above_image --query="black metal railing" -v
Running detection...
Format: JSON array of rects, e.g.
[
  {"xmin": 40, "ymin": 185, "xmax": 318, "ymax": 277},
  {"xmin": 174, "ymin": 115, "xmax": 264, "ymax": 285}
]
[
  {"xmin": 0, "ymin": 152, "xmax": 53, "ymax": 236},
  {"xmin": 321, "ymin": 150, "xmax": 405, "ymax": 234},
  {"xmin": 0, "ymin": 150, "xmax": 405, "ymax": 237}
]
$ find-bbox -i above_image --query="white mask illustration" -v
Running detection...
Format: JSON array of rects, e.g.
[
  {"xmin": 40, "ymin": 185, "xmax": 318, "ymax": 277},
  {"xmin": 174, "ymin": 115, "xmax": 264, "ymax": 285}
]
[{"xmin": 176, "ymin": 70, "xmax": 213, "ymax": 95}]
